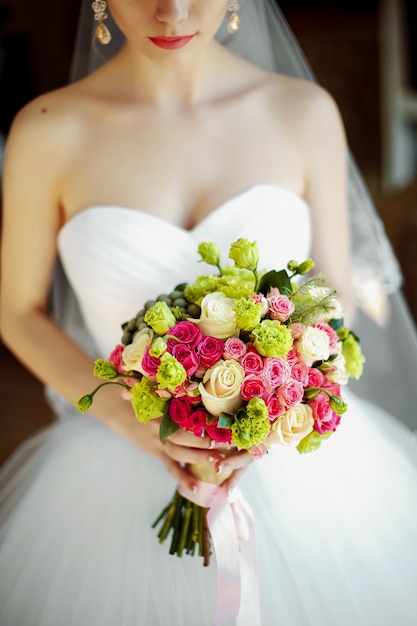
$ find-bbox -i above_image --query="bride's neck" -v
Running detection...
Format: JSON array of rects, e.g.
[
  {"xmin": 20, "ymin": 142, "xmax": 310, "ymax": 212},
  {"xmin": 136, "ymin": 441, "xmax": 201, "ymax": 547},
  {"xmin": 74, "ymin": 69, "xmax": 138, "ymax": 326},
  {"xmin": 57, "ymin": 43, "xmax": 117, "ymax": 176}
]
[{"xmin": 112, "ymin": 41, "xmax": 225, "ymax": 111}]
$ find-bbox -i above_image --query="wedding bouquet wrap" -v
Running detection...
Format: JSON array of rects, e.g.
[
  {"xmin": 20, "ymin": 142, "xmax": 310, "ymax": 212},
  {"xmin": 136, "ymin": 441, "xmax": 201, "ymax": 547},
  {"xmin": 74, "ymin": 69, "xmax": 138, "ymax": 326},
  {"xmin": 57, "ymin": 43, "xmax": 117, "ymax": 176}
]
[{"xmin": 78, "ymin": 238, "xmax": 364, "ymax": 567}]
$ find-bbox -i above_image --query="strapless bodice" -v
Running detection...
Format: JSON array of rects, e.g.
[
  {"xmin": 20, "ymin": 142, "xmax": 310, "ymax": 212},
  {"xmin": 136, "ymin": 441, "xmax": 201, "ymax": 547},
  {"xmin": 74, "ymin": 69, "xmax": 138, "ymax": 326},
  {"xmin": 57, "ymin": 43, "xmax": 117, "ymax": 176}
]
[{"xmin": 58, "ymin": 184, "xmax": 311, "ymax": 356}]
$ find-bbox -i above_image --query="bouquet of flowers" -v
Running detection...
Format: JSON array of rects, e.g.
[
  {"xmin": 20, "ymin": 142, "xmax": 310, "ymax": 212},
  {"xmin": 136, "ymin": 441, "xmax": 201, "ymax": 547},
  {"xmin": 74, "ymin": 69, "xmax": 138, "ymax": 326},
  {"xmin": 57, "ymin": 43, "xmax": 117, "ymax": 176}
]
[{"xmin": 77, "ymin": 238, "xmax": 364, "ymax": 566}]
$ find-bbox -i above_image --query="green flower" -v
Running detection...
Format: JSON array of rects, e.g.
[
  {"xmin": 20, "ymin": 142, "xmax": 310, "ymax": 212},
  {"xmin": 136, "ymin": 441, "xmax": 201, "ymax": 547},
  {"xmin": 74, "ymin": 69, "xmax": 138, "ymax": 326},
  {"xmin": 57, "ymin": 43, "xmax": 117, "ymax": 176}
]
[
  {"xmin": 329, "ymin": 395, "xmax": 348, "ymax": 415},
  {"xmin": 287, "ymin": 258, "xmax": 315, "ymax": 275},
  {"xmin": 198, "ymin": 242, "xmax": 221, "ymax": 267},
  {"xmin": 251, "ymin": 320, "xmax": 293, "ymax": 358},
  {"xmin": 216, "ymin": 267, "xmax": 256, "ymax": 299},
  {"xmin": 231, "ymin": 407, "xmax": 270, "ymax": 450},
  {"xmin": 144, "ymin": 301, "xmax": 177, "ymax": 335},
  {"xmin": 296, "ymin": 429, "xmax": 332, "ymax": 454},
  {"xmin": 149, "ymin": 336, "xmax": 167, "ymax": 358},
  {"xmin": 131, "ymin": 378, "xmax": 167, "ymax": 423},
  {"xmin": 341, "ymin": 333, "xmax": 365, "ymax": 379},
  {"xmin": 76, "ymin": 394, "xmax": 93, "ymax": 414},
  {"xmin": 229, "ymin": 238, "xmax": 259, "ymax": 272},
  {"xmin": 93, "ymin": 359, "xmax": 119, "ymax": 380},
  {"xmin": 184, "ymin": 275, "xmax": 219, "ymax": 305},
  {"xmin": 246, "ymin": 397, "xmax": 268, "ymax": 421},
  {"xmin": 156, "ymin": 352, "xmax": 187, "ymax": 389},
  {"xmin": 235, "ymin": 297, "xmax": 263, "ymax": 331}
]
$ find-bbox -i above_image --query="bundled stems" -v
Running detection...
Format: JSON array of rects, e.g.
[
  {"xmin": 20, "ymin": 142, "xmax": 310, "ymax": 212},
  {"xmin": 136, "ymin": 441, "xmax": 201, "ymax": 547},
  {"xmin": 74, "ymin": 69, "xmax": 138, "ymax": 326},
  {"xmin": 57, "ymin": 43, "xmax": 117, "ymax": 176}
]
[{"xmin": 152, "ymin": 491, "xmax": 211, "ymax": 565}]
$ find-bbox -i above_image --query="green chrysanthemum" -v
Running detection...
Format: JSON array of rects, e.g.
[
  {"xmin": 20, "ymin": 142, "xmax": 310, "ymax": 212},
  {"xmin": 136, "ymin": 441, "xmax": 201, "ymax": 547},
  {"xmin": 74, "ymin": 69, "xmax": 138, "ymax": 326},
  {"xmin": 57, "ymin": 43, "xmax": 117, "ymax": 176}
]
[
  {"xmin": 93, "ymin": 359, "xmax": 119, "ymax": 380},
  {"xmin": 144, "ymin": 301, "xmax": 177, "ymax": 336},
  {"xmin": 341, "ymin": 333, "xmax": 365, "ymax": 379},
  {"xmin": 251, "ymin": 320, "xmax": 293, "ymax": 358},
  {"xmin": 231, "ymin": 406, "xmax": 270, "ymax": 450},
  {"xmin": 156, "ymin": 352, "xmax": 187, "ymax": 389},
  {"xmin": 246, "ymin": 397, "xmax": 269, "ymax": 421},
  {"xmin": 235, "ymin": 297, "xmax": 263, "ymax": 331},
  {"xmin": 184, "ymin": 275, "xmax": 219, "ymax": 305},
  {"xmin": 131, "ymin": 378, "xmax": 168, "ymax": 423}
]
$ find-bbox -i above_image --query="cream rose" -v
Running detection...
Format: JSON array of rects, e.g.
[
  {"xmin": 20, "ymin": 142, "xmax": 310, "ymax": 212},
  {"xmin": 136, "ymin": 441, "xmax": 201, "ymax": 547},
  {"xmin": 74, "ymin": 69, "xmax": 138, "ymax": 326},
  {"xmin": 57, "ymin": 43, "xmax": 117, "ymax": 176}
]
[
  {"xmin": 295, "ymin": 327, "xmax": 330, "ymax": 367},
  {"xmin": 326, "ymin": 353, "xmax": 350, "ymax": 385},
  {"xmin": 198, "ymin": 359, "xmax": 245, "ymax": 416},
  {"xmin": 122, "ymin": 327, "xmax": 154, "ymax": 373},
  {"xmin": 271, "ymin": 404, "xmax": 314, "ymax": 447},
  {"xmin": 194, "ymin": 292, "xmax": 238, "ymax": 339}
]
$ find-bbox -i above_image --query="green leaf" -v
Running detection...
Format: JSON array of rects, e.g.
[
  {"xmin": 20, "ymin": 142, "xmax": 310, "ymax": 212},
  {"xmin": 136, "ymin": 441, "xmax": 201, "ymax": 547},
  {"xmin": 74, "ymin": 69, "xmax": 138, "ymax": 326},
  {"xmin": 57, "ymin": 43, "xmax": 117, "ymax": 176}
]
[
  {"xmin": 329, "ymin": 317, "xmax": 344, "ymax": 331},
  {"xmin": 258, "ymin": 269, "xmax": 292, "ymax": 296},
  {"xmin": 218, "ymin": 412, "xmax": 233, "ymax": 429},
  {"xmin": 159, "ymin": 412, "xmax": 180, "ymax": 440},
  {"xmin": 174, "ymin": 282, "xmax": 188, "ymax": 291}
]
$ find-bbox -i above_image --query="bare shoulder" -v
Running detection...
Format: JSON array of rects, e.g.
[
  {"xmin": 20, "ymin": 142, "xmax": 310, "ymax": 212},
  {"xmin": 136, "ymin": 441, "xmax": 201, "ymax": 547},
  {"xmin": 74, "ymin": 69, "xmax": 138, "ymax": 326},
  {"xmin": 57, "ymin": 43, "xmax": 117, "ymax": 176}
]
[
  {"xmin": 264, "ymin": 72, "xmax": 345, "ymax": 140},
  {"xmin": 7, "ymin": 83, "xmax": 92, "ymax": 159}
]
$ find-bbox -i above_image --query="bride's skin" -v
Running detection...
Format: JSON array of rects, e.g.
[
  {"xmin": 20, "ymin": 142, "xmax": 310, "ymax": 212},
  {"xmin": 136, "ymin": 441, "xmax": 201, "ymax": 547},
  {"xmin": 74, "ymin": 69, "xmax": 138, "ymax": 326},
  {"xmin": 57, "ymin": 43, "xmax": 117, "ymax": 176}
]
[{"xmin": 0, "ymin": 0, "xmax": 353, "ymax": 492}]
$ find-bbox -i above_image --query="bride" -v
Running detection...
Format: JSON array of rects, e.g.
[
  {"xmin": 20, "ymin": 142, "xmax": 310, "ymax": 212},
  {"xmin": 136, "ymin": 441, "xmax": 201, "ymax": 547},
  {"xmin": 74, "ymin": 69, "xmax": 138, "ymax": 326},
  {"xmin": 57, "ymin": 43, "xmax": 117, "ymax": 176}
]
[{"xmin": 1, "ymin": 1, "xmax": 416, "ymax": 624}]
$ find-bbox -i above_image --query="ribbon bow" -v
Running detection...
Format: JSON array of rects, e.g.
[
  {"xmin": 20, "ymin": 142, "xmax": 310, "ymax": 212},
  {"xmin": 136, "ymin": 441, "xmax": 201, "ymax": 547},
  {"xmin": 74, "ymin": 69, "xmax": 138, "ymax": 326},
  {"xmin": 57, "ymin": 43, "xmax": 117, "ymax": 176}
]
[{"xmin": 179, "ymin": 480, "xmax": 261, "ymax": 625}]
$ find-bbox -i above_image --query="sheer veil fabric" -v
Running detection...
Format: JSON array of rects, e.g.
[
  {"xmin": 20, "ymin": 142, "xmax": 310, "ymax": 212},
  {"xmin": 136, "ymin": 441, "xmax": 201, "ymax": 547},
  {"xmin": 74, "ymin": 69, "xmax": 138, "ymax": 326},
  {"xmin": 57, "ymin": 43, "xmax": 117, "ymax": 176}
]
[{"xmin": 64, "ymin": 0, "xmax": 417, "ymax": 428}]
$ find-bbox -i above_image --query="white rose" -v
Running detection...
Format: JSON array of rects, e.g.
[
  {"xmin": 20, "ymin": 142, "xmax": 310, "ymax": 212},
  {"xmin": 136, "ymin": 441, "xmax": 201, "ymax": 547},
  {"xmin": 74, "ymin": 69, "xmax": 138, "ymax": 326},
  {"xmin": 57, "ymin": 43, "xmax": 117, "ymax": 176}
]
[
  {"xmin": 271, "ymin": 404, "xmax": 314, "ymax": 447},
  {"xmin": 198, "ymin": 359, "xmax": 245, "ymax": 416},
  {"xmin": 122, "ymin": 327, "xmax": 154, "ymax": 373},
  {"xmin": 195, "ymin": 292, "xmax": 238, "ymax": 339},
  {"xmin": 295, "ymin": 327, "xmax": 330, "ymax": 366}
]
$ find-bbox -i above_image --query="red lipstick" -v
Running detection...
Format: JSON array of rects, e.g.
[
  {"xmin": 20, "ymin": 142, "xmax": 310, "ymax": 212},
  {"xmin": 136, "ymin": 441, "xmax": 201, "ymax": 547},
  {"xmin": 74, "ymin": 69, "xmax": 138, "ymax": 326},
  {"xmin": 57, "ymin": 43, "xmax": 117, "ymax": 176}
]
[{"xmin": 148, "ymin": 35, "xmax": 195, "ymax": 50}]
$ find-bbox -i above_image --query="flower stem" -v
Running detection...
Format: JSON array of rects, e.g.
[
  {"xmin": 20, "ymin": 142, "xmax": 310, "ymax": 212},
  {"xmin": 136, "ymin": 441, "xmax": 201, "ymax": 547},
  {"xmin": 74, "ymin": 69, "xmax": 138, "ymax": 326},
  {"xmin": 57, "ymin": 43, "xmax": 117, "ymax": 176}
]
[{"xmin": 202, "ymin": 508, "xmax": 211, "ymax": 567}]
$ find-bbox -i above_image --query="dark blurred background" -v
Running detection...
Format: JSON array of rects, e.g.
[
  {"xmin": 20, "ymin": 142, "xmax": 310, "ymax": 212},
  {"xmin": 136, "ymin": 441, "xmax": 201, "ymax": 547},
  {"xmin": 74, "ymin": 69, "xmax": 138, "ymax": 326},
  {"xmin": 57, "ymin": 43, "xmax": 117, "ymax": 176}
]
[{"xmin": 1, "ymin": 0, "xmax": 416, "ymax": 464}]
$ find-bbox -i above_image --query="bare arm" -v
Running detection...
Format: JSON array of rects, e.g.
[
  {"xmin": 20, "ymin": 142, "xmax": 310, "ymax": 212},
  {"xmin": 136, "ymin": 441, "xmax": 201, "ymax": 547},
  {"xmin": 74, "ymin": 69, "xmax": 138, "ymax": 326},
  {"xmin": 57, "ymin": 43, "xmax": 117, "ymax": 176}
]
[{"xmin": 0, "ymin": 99, "xmax": 249, "ymax": 489}]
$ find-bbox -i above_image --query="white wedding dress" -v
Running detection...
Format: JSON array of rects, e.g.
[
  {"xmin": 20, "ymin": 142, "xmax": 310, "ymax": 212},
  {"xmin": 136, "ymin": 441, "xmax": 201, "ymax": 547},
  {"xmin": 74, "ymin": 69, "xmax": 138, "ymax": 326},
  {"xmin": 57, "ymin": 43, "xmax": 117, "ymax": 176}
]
[{"xmin": 1, "ymin": 185, "xmax": 417, "ymax": 626}]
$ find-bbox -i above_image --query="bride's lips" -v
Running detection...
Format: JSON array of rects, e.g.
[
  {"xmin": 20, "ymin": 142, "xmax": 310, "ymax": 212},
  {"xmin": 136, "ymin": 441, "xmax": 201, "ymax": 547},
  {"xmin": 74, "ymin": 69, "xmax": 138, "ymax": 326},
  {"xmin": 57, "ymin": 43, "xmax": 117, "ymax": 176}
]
[{"xmin": 148, "ymin": 35, "xmax": 195, "ymax": 50}]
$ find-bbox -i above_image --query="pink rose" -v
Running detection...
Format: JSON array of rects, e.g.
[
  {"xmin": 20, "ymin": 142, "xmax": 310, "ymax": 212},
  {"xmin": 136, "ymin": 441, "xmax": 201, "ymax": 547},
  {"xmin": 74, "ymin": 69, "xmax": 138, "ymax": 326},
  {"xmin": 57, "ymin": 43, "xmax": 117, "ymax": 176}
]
[
  {"xmin": 187, "ymin": 408, "xmax": 209, "ymax": 437},
  {"xmin": 321, "ymin": 378, "xmax": 341, "ymax": 397},
  {"xmin": 141, "ymin": 347, "xmax": 160, "ymax": 377},
  {"xmin": 169, "ymin": 397, "xmax": 192, "ymax": 427},
  {"xmin": 262, "ymin": 357, "xmax": 290, "ymax": 389},
  {"xmin": 223, "ymin": 337, "xmax": 247, "ymax": 361},
  {"xmin": 240, "ymin": 350, "xmax": 264, "ymax": 375},
  {"xmin": 264, "ymin": 391, "xmax": 285, "ymax": 420},
  {"xmin": 286, "ymin": 346, "xmax": 300, "ymax": 366},
  {"xmin": 205, "ymin": 419, "xmax": 233, "ymax": 444},
  {"xmin": 314, "ymin": 321, "xmax": 339, "ymax": 351},
  {"xmin": 308, "ymin": 393, "xmax": 340, "ymax": 434},
  {"xmin": 170, "ymin": 343, "xmax": 199, "ymax": 376},
  {"xmin": 196, "ymin": 336, "xmax": 224, "ymax": 368},
  {"xmin": 249, "ymin": 293, "xmax": 269, "ymax": 316},
  {"xmin": 291, "ymin": 361, "xmax": 309, "ymax": 386},
  {"xmin": 267, "ymin": 290, "xmax": 295, "ymax": 322},
  {"xmin": 307, "ymin": 367, "xmax": 325, "ymax": 388},
  {"xmin": 167, "ymin": 321, "xmax": 202, "ymax": 349},
  {"xmin": 276, "ymin": 379, "xmax": 304, "ymax": 409},
  {"xmin": 289, "ymin": 322, "xmax": 306, "ymax": 339},
  {"xmin": 241, "ymin": 374, "xmax": 267, "ymax": 400},
  {"xmin": 108, "ymin": 344, "xmax": 125, "ymax": 371}
]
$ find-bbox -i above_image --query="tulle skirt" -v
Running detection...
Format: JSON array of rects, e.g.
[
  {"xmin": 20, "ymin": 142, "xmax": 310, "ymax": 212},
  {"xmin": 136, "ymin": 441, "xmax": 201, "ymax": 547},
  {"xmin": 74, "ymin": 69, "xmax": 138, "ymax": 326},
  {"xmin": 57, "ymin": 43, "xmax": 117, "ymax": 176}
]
[{"xmin": 1, "ymin": 389, "xmax": 417, "ymax": 626}]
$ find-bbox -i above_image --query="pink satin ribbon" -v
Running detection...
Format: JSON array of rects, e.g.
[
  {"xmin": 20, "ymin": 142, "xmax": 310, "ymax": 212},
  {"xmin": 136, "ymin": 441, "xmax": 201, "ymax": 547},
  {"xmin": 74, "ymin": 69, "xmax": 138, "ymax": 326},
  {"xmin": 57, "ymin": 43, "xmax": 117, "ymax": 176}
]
[{"xmin": 178, "ymin": 480, "xmax": 261, "ymax": 626}]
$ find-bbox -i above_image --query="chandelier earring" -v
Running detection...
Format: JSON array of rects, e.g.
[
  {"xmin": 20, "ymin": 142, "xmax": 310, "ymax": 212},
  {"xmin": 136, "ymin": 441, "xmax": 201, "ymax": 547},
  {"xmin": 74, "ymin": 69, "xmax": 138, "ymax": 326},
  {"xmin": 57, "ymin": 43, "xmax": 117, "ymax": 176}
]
[
  {"xmin": 227, "ymin": 0, "xmax": 240, "ymax": 35},
  {"xmin": 92, "ymin": 0, "xmax": 112, "ymax": 45}
]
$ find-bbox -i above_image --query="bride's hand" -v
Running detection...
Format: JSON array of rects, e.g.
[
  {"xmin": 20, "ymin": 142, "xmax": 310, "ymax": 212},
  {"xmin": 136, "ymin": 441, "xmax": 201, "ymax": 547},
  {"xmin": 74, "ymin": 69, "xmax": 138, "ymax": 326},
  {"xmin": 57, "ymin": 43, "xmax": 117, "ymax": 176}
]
[
  {"xmin": 164, "ymin": 428, "xmax": 254, "ymax": 492},
  {"xmin": 109, "ymin": 403, "xmax": 253, "ymax": 493}
]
